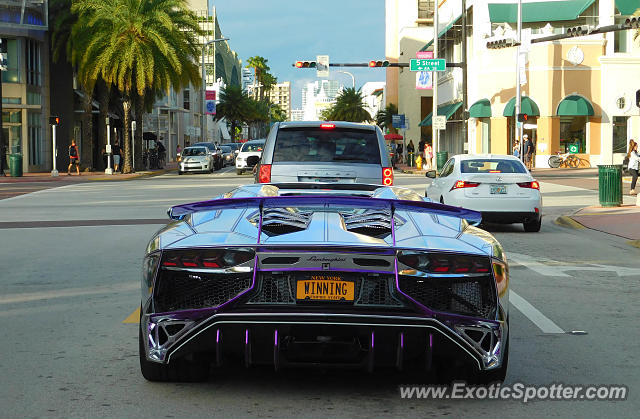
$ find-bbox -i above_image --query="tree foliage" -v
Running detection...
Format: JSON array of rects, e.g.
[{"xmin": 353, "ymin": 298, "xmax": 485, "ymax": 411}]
[
  {"xmin": 322, "ymin": 88, "xmax": 372, "ymax": 123},
  {"xmin": 375, "ymin": 103, "xmax": 399, "ymax": 133}
]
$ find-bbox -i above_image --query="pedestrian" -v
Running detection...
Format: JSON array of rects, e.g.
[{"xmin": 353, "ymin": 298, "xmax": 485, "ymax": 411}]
[
  {"xmin": 424, "ymin": 142, "xmax": 433, "ymax": 170},
  {"xmin": 418, "ymin": 139, "xmax": 425, "ymax": 156},
  {"xmin": 112, "ymin": 140, "xmax": 122, "ymax": 172},
  {"xmin": 407, "ymin": 140, "xmax": 415, "ymax": 154},
  {"xmin": 101, "ymin": 146, "xmax": 108, "ymax": 169},
  {"xmin": 627, "ymin": 141, "xmax": 639, "ymax": 195},
  {"xmin": 67, "ymin": 139, "xmax": 80, "ymax": 175},
  {"xmin": 176, "ymin": 144, "xmax": 182, "ymax": 156},
  {"xmin": 523, "ymin": 134, "xmax": 534, "ymax": 170},
  {"xmin": 513, "ymin": 140, "xmax": 520, "ymax": 158},
  {"xmin": 623, "ymin": 139, "xmax": 635, "ymax": 171},
  {"xmin": 396, "ymin": 142, "xmax": 403, "ymax": 165}
]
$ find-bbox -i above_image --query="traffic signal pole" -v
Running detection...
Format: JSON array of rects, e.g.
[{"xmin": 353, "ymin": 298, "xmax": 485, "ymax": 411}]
[
  {"xmin": 0, "ymin": 64, "xmax": 4, "ymax": 176},
  {"xmin": 516, "ymin": 0, "xmax": 524, "ymax": 163},
  {"xmin": 432, "ymin": 0, "xmax": 439, "ymax": 170},
  {"xmin": 51, "ymin": 124, "xmax": 58, "ymax": 177}
]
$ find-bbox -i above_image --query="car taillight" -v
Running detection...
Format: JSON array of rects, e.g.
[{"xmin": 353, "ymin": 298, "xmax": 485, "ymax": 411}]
[
  {"xmin": 397, "ymin": 251, "xmax": 491, "ymax": 274},
  {"xmin": 382, "ymin": 167, "xmax": 393, "ymax": 186},
  {"xmin": 258, "ymin": 164, "xmax": 272, "ymax": 183},
  {"xmin": 320, "ymin": 123, "xmax": 335, "ymax": 129},
  {"xmin": 161, "ymin": 249, "xmax": 254, "ymax": 269},
  {"xmin": 450, "ymin": 180, "xmax": 480, "ymax": 191},
  {"xmin": 517, "ymin": 181, "xmax": 540, "ymax": 190}
]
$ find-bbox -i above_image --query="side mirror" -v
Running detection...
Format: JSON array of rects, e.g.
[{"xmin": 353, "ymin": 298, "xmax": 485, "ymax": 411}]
[{"xmin": 425, "ymin": 170, "xmax": 437, "ymax": 179}]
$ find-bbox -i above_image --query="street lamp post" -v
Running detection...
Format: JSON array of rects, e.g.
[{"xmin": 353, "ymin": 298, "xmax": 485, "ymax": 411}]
[
  {"xmin": 335, "ymin": 71, "xmax": 355, "ymax": 88},
  {"xmin": 201, "ymin": 37, "xmax": 229, "ymax": 142}
]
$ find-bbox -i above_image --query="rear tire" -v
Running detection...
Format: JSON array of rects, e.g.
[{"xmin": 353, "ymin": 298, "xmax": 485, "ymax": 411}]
[
  {"xmin": 139, "ymin": 323, "xmax": 209, "ymax": 382},
  {"xmin": 523, "ymin": 217, "xmax": 542, "ymax": 232},
  {"xmin": 548, "ymin": 155, "xmax": 562, "ymax": 168}
]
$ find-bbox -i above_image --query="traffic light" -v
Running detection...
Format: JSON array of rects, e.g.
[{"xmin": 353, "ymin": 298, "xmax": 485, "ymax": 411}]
[
  {"xmin": 368, "ymin": 60, "xmax": 389, "ymax": 67},
  {"xmin": 624, "ymin": 16, "xmax": 640, "ymax": 29},
  {"xmin": 566, "ymin": 25, "xmax": 593, "ymax": 37},
  {"xmin": 49, "ymin": 116, "xmax": 61, "ymax": 125},
  {"xmin": 486, "ymin": 38, "xmax": 518, "ymax": 49},
  {"xmin": 295, "ymin": 61, "xmax": 316, "ymax": 68},
  {"xmin": 517, "ymin": 113, "xmax": 528, "ymax": 122}
]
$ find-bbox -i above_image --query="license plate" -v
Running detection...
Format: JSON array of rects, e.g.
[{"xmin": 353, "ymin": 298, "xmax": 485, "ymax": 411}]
[
  {"xmin": 296, "ymin": 275, "xmax": 355, "ymax": 301},
  {"xmin": 490, "ymin": 184, "xmax": 507, "ymax": 194}
]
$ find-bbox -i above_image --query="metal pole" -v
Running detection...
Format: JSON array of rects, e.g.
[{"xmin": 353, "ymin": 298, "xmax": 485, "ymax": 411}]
[
  {"xmin": 432, "ymin": 0, "xmax": 439, "ymax": 170},
  {"xmin": 105, "ymin": 117, "xmax": 113, "ymax": 174},
  {"xmin": 131, "ymin": 120, "xmax": 136, "ymax": 172},
  {"xmin": 336, "ymin": 71, "xmax": 355, "ymax": 88},
  {"xmin": 462, "ymin": 0, "xmax": 468, "ymax": 150},
  {"xmin": 0, "ymin": 64, "xmax": 4, "ymax": 176},
  {"xmin": 51, "ymin": 125, "xmax": 58, "ymax": 176},
  {"xmin": 516, "ymin": 0, "xmax": 523, "ymax": 163},
  {"xmin": 201, "ymin": 45, "xmax": 206, "ymax": 142}
]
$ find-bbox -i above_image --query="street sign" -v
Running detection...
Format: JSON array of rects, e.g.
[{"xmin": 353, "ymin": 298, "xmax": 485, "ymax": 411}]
[
  {"xmin": 410, "ymin": 58, "xmax": 445, "ymax": 72},
  {"xmin": 392, "ymin": 114, "xmax": 405, "ymax": 129},
  {"xmin": 316, "ymin": 55, "xmax": 329, "ymax": 78},
  {"xmin": 205, "ymin": 90, "xmax": 216, "ymax": 115},
  {"xmin": 433, "ymin": 115, "xmax": 446, "ymax": 130}
]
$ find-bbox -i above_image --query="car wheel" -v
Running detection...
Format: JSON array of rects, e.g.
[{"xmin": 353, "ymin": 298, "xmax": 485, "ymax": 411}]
[
  {"xmin": 178, "ymin": 171, "xmax": 183, "ymax": 175},
  {"xmin": 523, "ymin": 217, "xmax": 542, "ymax": 232},
  {"xmin": 236, "ymin": 169, "xmax": 243, "ymax": 175},
  {"xmin": 138, "ymin": 318, "xmax": 209, "ymax": 382}
]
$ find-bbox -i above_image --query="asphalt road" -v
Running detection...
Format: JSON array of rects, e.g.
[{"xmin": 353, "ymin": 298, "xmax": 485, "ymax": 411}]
[{"xmin": 0, "ymin": 167, "xmax": 637, "ymax": 417}]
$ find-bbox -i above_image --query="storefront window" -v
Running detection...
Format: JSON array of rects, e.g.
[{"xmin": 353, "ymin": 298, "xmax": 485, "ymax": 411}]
[
  {"xmin": 560, "ymin": 116, "xmax": 586, "ymax": 153},
  {"xmin": 28, "ymin": 112, "xmax": 43, "ymax": 165},
  {"xmin": 612, "ymin": 116, "xmax": 628, "ymax": 154},
  {"xmin": 1, "ymin": 39, "xmax": 20, "ymax": 83}
]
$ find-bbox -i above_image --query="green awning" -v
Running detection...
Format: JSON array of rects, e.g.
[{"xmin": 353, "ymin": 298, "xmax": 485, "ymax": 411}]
[
  {"xmin": 488, "ymin": 0, "xmax": 595, "ymax": 23},
  {"xmin": 420, "ymin": 15, "xmax": 461, "ymax": 51},
  {"xmin": 419, "ymin": 102, "xmax": 463, "ymax": 127},
  {"xmin": 502, "ymin": 97, "xmax": 540, "ymax": 117},
  {"xmin": 468, "ymin": 99, "xmax": 492, "ymax": 118},
  {"xmin": 556, "ymin": 95, "xmax": 594, "ymax": 116},
  {"xmin": 616, "ymin": 0, "xmax": 640, "ymax": 15}
]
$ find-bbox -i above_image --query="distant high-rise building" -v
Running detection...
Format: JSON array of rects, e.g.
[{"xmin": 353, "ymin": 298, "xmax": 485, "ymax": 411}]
[
  {"xmin": 242, "ymin": 68, "xmax": 254, "ymax": 90},
  {"xmin": 301, "ymin": 80, "xmax": 343, "ymax": 121},
  {"xmin": 267, "ymin": 81, "xmax": 292, "ymax": 120},
  {"xmin": 290, "ymin": 109, "xmax": 305, "ymax": 121}
]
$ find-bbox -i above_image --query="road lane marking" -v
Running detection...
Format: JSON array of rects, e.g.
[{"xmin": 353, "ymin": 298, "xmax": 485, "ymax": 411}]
[
  {"xmin": 509, "ymin": 252, "xmax": 640, "ymax": 277},
  {"xmin": 510, "ymin": 291, "xmax": 565, "ymax": 334},
  {"xmin": 0, "ymin": 282, "xmax": 138, "ymax": 304},
  {"xmin": 123, "ymin": 307, "xmax": 141, "ymax": 324}
]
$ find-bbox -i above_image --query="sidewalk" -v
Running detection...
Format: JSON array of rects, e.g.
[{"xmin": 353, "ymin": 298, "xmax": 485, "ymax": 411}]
[
  {"xmin": 556, "ymin": 204, "xmax": 640, "ymax": 245},
  {"xmin": 0, "ymin": 162, "xmax": 177, "ymax": 183}
]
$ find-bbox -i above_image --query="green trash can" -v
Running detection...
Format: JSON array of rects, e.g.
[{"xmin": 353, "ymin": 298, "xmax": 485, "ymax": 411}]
[
  {"xmin": 407, "ymin": 152, "xmax": 415, "ymax": 167},
  {"xmin": 9, "ymin": 154, "xmax": 23, "ymax": 177},
  {"xmin": 598, "ymin": 165, "xmax": 622, "ymax": 207},
  {"xmin": 436, "ymin": 151, "xmax": 449, "ymax": 171}
]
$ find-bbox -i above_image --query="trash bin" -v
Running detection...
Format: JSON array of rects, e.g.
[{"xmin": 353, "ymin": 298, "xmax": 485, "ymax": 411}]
[
  {"xmin": 407, "ymin": 152, "xmax": 415, "ymax": 167},
  {"xmin": 436, "ymin": 151, "xmax": 449, "ymax": 171},
  {"xmin": 9, "ymin": 154, "xmax": 23, "ymax": 177},
  {"xmin": 598, "ymin": 164, "xmax": 622, "ymax": 207}
]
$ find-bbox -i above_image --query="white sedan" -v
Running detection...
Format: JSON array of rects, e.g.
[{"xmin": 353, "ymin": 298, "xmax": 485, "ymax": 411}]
[{"xmin": 425, "ymin": 154, "xmax": 542, "ymax": 232}]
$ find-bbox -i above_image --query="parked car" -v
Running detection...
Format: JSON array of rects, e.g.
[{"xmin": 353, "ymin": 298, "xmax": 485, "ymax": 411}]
[
  {"xmin": 425, "ymin": 154, "xmax": 542, "ymax": 232},
  {"xmin": 177, "ymin": 146, "xmax": 215, "ymax": 174},
  {"xmin": 219, "ymin": 145, "xmax": 235, "ymax": 166},
  {"xmin": 235, "ymin": 139, "xmax": 265, "ymax": 175},
  {"xmin": 191, "ymin": 142, "xmax": 223, "ymax": 170},
  {"xmin": 139, "ymin": 184, "xmax": 509, "ymax": 383},
  {"xmin": 256, "ymin": 121, "xmax": 393, "ymax": 185}
]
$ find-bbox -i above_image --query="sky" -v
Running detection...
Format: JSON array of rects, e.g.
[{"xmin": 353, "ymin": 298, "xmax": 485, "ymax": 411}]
[{"xmin": 210, "ymin": 0, "xmax": 386, "ymax": 108}]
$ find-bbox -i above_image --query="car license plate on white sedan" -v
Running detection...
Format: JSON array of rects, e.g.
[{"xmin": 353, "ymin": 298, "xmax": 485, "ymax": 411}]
[{"xmin": 490, "ymin": 184, "xmax": 507, "ymax": 194}]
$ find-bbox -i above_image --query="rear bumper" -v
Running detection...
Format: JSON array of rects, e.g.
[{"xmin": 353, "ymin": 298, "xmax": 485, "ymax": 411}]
[
  {"xmin": 481, "ymin": 211, "xmax": 541, "ymax": 224},
  {"xmin": 141, "ymin": 310, "xmax": 508, "ymax": 373}
]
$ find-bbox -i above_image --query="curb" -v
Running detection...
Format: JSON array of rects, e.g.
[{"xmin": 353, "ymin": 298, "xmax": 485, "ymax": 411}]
[
  {"xmin": 86, "ymin": 168, "xmax": 176, "ymax": 181},
  {"xmin": 554, "ymin": 215, "xmax": 585, "ymax": 230},
  {"xmin": 627, "ymin": 240, "xmax": 640, "ymax": 248}
]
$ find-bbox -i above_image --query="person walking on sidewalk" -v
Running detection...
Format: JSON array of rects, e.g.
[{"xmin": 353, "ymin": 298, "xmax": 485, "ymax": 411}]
[
  {"xmin": 627, "ymin": 141, "xmax": 639, "ymax": 194},
  {"xmin": 67, "ymin": 140, "xmax": 80, "ymax": 175},
  {"xmin": 112, "ymin": 141, "xmax": 122, "ymax": 173},
  {"xmin": 424, "ymin": 142, "xmax": 433, "ymax": 170}
]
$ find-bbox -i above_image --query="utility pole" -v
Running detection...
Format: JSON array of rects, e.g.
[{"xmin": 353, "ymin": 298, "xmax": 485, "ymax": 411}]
[
  {"xmin": 0, "ymin": 38, "xmax": 5, "ymax": 176},
  {"xmin": 462, "ymin": 0, "xmax": 468, "ymax": 149},
  {"xmin": 431, "ymin": 0, "xmax": 439, "ymax": 170},
  {"xmin": 516, "ymin": 0, "xmax": 524, "ymax": 162},
  {"xmin": 201, "ymin": 37, "xmax": 229, "ymax": 143}
]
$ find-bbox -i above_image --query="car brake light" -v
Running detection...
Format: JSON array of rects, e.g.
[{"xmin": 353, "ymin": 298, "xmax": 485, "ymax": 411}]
[
  {"xmin": 320, "ymin": 123, "xmax": 335, "ymax": 129},
  {"xmin": 450, "ymin": 180, "xmax": 480, "ymax": 191},
  {"xmin": 397, "ymin": 251, "xmax": 491, "ymax": 274},
  {"xmin": 258, "ymin": 164, "xmax": 272, "ymax": 183},
  {"xmin": 161, "ymin": 249, "xmax": 254, "ymax": 269},
  {"xmin": 382, "ymin": 167, "xmax": 393, "ymax": 186},
  {"xmin": 517, "ymin": 181, "xmax": 540, "ymax": 190}
]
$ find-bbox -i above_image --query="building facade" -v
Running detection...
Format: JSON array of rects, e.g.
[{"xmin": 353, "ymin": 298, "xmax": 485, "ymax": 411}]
[
  {"xmin": 418, "ymin": 0, "xmax": 640, "ymax": 167},
  {"xmin": 1, "ymin": 0, "xmax": 50, "ymax": 174},
  {"xmin": 267, "ymin": 81, "xmax": 292, "ymax": 120}
]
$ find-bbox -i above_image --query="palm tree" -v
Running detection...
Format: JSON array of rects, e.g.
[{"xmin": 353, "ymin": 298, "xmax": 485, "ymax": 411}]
[
  {"xmin": 246, "ymin": 56, "xmax": 270, "ymax": 101},
  {"xmin": 72, "ymin": 0, "xmax": 203, "ymax": 173},
  {"xmin": 216, "ymin": 85, "xmax": 250, "ymax": 141},
  {"xmin": 375, "ymin": 103, "xmax": 399, "ymax": 134},
  {"xmin": 324, "ymin": 88, "xmax": 372, "ymax": 123}
]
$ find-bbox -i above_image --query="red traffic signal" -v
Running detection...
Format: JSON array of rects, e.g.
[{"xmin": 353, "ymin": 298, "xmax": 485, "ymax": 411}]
[
  {"xmin": 49, "ymin": 116, "xmax": 61, "ymax": 125},
  {"xmin": 369, "ymin": 60, "xmax": 390, "ymax": 67},
  {"xmin": 295, "ymin": 61, "xmax": 316, "ymax": 68},
  {"xmin": 517, "ymin": 113, "xmax": 528, "ymax": 122}
]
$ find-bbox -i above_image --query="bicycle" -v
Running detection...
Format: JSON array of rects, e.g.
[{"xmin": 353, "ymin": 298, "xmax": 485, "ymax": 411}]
[{"xmin": 548, "ymin": 152, "xmax": 590, "ymax": 168}]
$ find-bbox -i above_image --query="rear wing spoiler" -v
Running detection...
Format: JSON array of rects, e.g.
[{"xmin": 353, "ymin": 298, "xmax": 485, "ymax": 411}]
[{"xmin": 168, "ymin": 195, "xmax": 482, "ymax": 225}]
